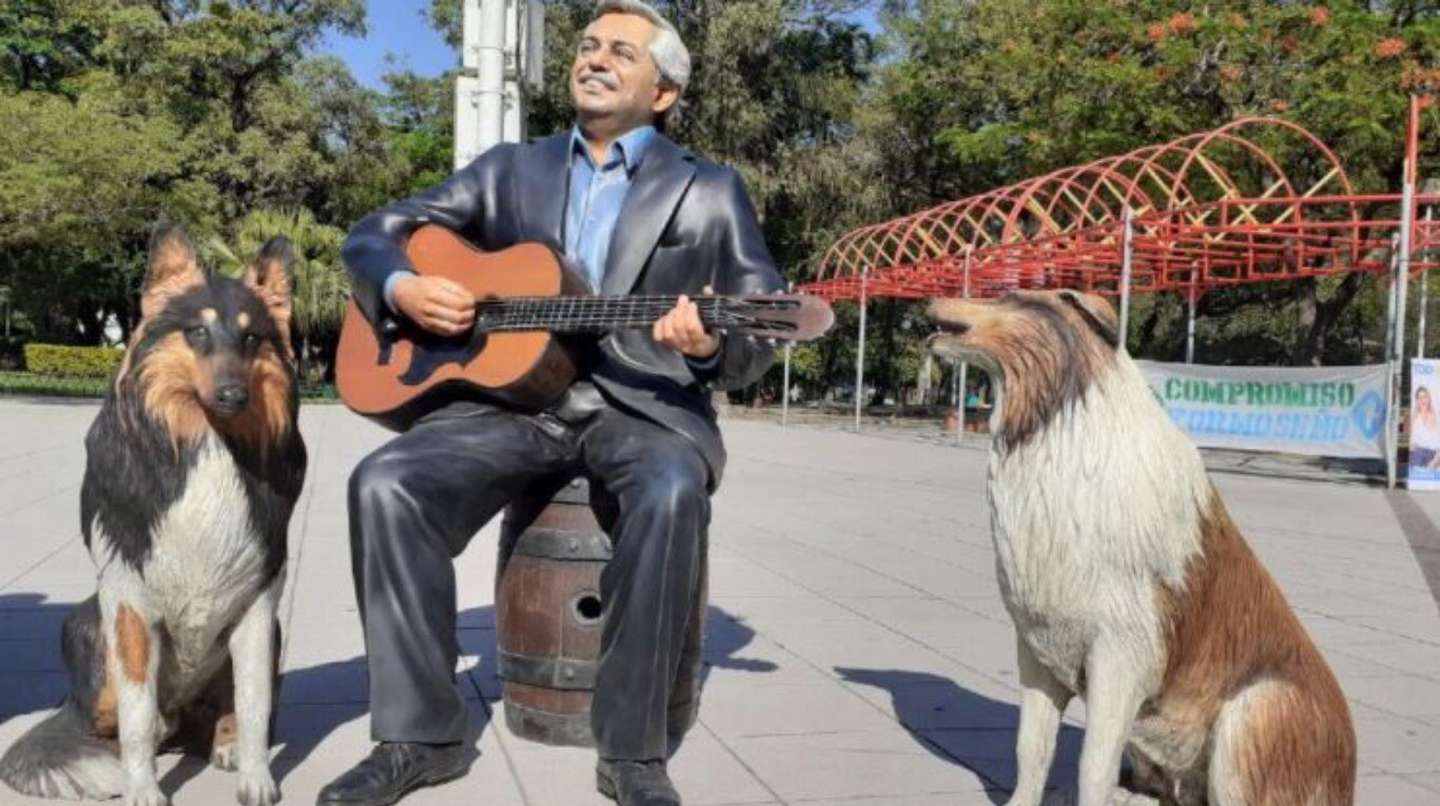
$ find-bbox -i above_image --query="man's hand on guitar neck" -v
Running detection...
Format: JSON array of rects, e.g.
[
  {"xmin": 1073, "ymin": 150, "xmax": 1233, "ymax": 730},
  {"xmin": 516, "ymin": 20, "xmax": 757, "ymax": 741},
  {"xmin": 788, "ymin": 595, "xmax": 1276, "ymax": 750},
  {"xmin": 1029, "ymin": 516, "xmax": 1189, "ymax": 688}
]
[
  {"xmin": 653, "ymin": 292, "xmax": 720, "ymax": 360},
  {"xmin": 392, "ymin": 274, "xmax": 476, "ymax": 337}
]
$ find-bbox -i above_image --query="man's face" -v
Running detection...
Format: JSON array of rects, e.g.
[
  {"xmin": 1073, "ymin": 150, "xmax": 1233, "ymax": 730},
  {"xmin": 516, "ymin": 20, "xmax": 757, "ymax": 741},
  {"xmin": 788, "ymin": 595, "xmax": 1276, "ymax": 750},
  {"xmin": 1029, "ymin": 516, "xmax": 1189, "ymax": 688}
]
[{"xmin": 570, "ymin": 12, "xmax": 677, "ymax": 130}]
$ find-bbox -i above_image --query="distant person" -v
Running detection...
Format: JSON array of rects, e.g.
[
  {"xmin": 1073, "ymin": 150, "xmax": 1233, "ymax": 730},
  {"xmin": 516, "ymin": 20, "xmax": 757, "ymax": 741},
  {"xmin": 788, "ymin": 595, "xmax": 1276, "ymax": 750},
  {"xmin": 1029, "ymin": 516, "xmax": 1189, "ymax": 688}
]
[
  {"xmin": 963, "ymin": 387, "xmax": 983, "ymax": 431},
  {"xmin": 1411, "ymin": 385, "xmax": 1440, "ymax": 470}
]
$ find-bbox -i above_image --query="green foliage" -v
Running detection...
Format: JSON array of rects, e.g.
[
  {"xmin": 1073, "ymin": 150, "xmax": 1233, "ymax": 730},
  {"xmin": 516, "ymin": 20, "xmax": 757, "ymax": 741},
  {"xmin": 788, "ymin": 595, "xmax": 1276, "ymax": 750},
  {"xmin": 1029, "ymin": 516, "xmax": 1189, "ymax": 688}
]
[
  {"xmin": 0, "ymin": 371, "xmax": 344, "ymax": 401},
  {"xmin": 0, "ymin": 0, "xmax": 381, "ymax": 349},
  {"xmin": 23, "ymin": 343, "xmax": 123, "ymax": 378},
  {"xmin": 207, "ymin": 208, "xmax": 350, "ymax": 342},
  {"xmin": 864, "ymin": 0, "xmax": 1440, "ymax": 368},
  {"xmin": 378, "ymin": 67, "xmax": 456, "ymax": 196},
  {"xmin": 0, "ymin": 0, "xmax": 107, "ymax": 94},
  {"xmin": 10, "ymin": 0, "xmax": 1440, "ymax": 400},
  {"xmin": 0, "ymin": 371, "xmax": 108, "ymax": 398}
]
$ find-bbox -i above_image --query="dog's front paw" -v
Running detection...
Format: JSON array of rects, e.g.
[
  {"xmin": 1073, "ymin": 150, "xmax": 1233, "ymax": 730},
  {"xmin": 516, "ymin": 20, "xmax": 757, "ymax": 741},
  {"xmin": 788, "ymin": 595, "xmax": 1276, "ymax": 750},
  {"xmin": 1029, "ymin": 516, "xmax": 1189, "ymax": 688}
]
[
  {"xmin": 124, "ymin": 782, "xmax": 169, "ymax": 806},
  {"xmin": 1110, "ymin": 791, "xmax": 1160, "ymax": 806},
  {"xmin": 236, "ymin": 768, "xmax": 279, "ymax": 806},
  {"xmin": 1035, "ymin": 788, "xmax": 1076, "ymax": 806},
  {"xmin": 211, "ymin": 741, "xmax": 238, "ymax": 771}
]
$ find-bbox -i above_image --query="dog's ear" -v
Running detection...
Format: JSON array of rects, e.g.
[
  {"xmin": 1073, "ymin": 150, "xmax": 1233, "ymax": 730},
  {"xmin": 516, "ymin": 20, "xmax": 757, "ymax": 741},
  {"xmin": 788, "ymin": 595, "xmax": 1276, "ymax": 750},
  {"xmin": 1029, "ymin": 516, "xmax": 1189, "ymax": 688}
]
[
  {"xmin": 1058, "ymin": 290, "xmax": 1119, "ymax": 348},
  {"xmin": 244, "ymin": 236, "xmax": 296, "ymax": 360},
  {"xmin": 141, "ymin": 224, "xmax": 207, "ymax": 320}
]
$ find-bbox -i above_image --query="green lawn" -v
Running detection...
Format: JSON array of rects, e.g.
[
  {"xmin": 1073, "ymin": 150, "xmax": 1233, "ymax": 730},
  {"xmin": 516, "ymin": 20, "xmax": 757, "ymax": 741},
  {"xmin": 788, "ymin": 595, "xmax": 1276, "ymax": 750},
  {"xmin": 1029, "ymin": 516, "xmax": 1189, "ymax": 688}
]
[{"xmin": 0, "ymin": 372, "xmax": 340, "ymax": 402}]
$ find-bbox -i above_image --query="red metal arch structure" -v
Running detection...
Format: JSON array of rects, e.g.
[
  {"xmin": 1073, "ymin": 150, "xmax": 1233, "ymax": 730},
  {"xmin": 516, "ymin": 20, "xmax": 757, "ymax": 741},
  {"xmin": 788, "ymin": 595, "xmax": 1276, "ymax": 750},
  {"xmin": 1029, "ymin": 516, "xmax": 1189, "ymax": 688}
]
[{"xmin": 801, "ymin": 116, "xmax": 1439, "ymax": 302}]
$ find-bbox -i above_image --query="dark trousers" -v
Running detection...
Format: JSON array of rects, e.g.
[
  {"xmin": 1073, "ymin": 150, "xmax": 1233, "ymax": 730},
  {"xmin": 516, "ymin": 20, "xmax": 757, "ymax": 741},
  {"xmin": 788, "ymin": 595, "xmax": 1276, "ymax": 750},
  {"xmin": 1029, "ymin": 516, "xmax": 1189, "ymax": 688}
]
[{"xmin": 347, "ymin": 399, "xmax": 709, "ymax": 761}]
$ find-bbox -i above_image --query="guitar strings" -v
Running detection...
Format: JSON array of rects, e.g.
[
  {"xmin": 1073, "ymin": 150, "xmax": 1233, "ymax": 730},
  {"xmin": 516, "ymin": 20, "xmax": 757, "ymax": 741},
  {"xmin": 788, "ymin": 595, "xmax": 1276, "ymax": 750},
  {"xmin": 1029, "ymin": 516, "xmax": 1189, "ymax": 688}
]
[{"xmin": 475, "ymin": 297, "xmax": 761, "ymax": 332}]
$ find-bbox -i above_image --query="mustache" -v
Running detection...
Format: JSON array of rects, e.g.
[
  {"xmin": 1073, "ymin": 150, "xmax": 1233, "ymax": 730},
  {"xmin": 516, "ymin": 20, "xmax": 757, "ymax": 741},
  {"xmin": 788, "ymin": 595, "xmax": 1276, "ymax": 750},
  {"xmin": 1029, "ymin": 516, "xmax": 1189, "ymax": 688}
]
[{"xmin": 578, "ymin": 70, "xmax": 619, "ymax": 89}]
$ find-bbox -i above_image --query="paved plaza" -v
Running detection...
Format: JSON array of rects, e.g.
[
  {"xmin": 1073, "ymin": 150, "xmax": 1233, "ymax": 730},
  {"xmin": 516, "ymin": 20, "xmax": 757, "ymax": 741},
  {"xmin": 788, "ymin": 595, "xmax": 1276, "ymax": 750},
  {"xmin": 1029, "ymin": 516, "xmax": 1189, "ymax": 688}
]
[{"xmin": 2, "ymin": 399, "xmax": 1440, "ymax": 805}]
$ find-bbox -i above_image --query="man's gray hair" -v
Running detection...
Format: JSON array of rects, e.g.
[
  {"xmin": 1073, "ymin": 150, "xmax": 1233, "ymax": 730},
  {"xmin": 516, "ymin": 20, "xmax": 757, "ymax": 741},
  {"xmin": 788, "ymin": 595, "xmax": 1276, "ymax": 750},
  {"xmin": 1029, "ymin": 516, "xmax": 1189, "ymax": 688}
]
[{"xmin": 594, "ymin": 0, "xmax": 691, "ymax": 93}]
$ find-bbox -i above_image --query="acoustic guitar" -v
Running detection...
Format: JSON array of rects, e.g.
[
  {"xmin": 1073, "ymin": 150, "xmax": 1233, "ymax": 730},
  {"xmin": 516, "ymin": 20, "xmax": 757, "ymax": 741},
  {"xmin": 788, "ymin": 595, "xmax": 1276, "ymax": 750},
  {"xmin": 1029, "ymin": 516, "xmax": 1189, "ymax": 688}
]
[{"xmin": 336, "ymin": 225, "xmax": 834, "ymax": 430}]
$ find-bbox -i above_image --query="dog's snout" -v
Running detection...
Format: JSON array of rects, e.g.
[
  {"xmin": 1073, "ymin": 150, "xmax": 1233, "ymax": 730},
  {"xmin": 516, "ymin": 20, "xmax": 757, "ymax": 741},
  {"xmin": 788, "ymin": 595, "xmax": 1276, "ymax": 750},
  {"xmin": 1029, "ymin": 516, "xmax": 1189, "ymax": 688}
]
[
  {"xmin": 926, "ymin": 299, "xmax": 976, "ymax": 335},
  {"xmin": 216, "ymin": 385, "xmax": 249, "ymax": 411}
]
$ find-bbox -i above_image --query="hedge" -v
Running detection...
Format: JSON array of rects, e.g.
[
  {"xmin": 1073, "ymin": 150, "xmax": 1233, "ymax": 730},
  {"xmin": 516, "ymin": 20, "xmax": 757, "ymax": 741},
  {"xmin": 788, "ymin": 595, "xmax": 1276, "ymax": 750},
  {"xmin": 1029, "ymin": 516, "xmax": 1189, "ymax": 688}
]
[
  {"xmin": 0, "ymin": 371, "xmax": 342, "ymax": 403},
  {"xmin": 23, "ymin": 343, "xmax": 125, "ymax": 378},
  {"xmin": 0, "ymin": 371, "xmax": 109, "ymax": 398}
]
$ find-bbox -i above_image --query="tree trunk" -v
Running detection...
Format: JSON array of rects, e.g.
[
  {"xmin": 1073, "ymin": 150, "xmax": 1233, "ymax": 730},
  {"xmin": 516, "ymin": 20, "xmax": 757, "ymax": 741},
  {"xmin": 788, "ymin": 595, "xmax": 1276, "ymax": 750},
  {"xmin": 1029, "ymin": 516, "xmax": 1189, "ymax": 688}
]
[
  {"xmin": 1292, "ymin": 272, "xmax": 1366, "ymax": 366},
  {"xmin": 74, "ymin": 298, "xmax": 104, "ymax": 346},
  {"xmin": 870, "ymin": 299, "xmax": 899, "ymax": 407},
  {"xmin": 1134, "ymin": 297, "xmax": 1164, "ymax": 357}
]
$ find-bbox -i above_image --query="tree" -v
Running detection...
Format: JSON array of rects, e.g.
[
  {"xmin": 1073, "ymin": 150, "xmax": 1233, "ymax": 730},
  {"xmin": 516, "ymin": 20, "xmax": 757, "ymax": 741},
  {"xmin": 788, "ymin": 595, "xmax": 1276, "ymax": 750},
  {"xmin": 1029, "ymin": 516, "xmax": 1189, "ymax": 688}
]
[
  {"xmin": 208, "ymin": 208, "xmax": 349, "ymax": 381},
  {"xmin": 0, "ymin": 0, "xmax": 387, "ymax": 354},
  {"xmin": 875, "ymin": 0, "xmax": 1440, "ymax": 366},
  {"xmin": 0, "ymin": 78, "xmax": 190, "ymax": 344}
]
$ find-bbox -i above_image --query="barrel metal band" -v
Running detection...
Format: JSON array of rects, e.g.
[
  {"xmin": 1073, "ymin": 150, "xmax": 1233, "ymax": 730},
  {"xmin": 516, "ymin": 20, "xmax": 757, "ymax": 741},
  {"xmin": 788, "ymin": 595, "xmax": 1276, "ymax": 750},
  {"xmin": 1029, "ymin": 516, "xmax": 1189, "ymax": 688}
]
[
  {"xmin": 499, "ymin": 649, "xmax": 600, "ymax": 690},
  {"xmin": 503, "ymin": 701, "xmax": 595, "ymax": 748},
  {"xmin": 513, "ymin": 527, "xmax": 613, "ymax": 561}
]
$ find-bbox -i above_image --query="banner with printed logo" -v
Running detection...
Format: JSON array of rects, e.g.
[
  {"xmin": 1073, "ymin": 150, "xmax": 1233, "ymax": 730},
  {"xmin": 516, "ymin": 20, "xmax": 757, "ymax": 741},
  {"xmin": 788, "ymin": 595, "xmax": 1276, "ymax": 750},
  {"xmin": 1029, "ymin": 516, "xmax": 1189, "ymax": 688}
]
[
  {"xmin": 1408, "ymin": 359, "xmax": 1440, "ymax": 490},
  {"xmin": 1134, "ymin": 361, "xmax": 1387, "ymax": 460}
]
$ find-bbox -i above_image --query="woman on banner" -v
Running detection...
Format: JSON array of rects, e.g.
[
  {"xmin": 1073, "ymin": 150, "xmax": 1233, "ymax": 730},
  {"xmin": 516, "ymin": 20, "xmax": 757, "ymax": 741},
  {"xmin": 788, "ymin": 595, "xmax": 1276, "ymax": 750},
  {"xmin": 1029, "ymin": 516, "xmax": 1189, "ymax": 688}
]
[{"xmin": 1410, "ymin": 385, "xmax": 1440, "ymax": 470}]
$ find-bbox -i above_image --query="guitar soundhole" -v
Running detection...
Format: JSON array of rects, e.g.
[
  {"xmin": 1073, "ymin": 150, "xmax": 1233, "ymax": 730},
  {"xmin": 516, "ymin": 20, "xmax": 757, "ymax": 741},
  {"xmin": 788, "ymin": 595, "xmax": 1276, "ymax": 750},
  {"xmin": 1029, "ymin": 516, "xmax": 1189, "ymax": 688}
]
[{"xmin": 398, "ymin": 331, "xmax": 489, "ymax": 386}]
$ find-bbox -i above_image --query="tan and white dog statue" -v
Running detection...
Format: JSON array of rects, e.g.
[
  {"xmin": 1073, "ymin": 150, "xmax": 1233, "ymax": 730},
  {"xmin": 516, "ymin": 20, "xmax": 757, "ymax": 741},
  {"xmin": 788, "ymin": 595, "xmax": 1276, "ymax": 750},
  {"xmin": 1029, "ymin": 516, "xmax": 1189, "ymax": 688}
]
[{"xmin": 929, "ymin": 290, "xmax": 1355, "ymax": 806}]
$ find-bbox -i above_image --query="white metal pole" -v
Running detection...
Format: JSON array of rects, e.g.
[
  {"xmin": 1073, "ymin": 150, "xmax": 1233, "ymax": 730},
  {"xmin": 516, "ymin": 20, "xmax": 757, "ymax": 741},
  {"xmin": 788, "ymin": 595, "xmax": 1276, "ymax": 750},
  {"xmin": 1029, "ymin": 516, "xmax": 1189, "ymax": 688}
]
[
  {"xmin": 1119, "ymin": 208, "xmax": 1134, "ymax": 354},
  {"xmin": 1420, "ymin": 270, "xmax": 1429, "ymax": 360},
  {"xmin": 1399, "ymin": 182, "xmax": 1415, "ymax": 359},
  {"xmin": 1385, "ymin": 245, "xmax": 1400, "ymax": 490},
  {"xmin": 1420, "ymin": 206, "xmax": 1433, "ymax": 359},
  {"xmin": 1385, "ymin": 234, "xmax": 1400, "ymax": 367},
  {"xmin": 1385, "ymin": 249, "xmax": 1404, "ymax": 490},
  {"xmin": 782, "ymin": 284, "xmax": 793, "ymax": 428},
  {"xmin": 1185, "ymin": 289, "xmax": 1197, "ymax": 364},
  {"xmin": 1389, "ymin": 176, "xmax": 1417, "ymax": 488},
  {"xmin": 919, "ymin": 352, "xmax": 932, "ymax": 405},
  {"xmin": 477, "ymin": 0, "xmax": 507, "ymax": 153},
  {"xmin": 854, "ymin": 272, "xmax": 867, "ymax": 433},
  {"xmin": 781, "ymin": 343, "xmax": 792, "ymax": 427},
  {"xmin": 956, "ymin": 249, "xmax": 972, "ymax": 445}
]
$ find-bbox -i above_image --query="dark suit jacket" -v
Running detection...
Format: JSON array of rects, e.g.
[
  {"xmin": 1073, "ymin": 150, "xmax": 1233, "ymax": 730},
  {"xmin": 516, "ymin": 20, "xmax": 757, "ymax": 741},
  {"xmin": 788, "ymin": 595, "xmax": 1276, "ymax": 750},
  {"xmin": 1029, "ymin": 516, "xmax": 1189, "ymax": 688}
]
[{"xmin": 341, "ymin": 131, "xmax": 784, "ymax": 486}]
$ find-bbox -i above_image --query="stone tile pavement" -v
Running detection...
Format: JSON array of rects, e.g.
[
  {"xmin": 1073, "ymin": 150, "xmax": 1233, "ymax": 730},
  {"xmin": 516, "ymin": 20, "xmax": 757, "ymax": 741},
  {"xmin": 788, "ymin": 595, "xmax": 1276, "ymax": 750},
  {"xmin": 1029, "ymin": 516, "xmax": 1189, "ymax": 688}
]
[{"xmin": 1, "ymin": 399, "xmax": 1439, "ymax": 805}]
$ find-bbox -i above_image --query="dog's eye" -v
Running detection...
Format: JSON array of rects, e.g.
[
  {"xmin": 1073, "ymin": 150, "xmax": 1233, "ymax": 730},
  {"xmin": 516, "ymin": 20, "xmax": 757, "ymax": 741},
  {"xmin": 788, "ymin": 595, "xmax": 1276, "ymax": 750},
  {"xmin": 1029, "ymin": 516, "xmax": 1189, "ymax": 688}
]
[
  {"xmin": 185, "ymin": 326, "xmax": 209, "ymax": 346},
  {"xmin": 243, "ymin": 333, "xmax": 260, "ymax": 350}
]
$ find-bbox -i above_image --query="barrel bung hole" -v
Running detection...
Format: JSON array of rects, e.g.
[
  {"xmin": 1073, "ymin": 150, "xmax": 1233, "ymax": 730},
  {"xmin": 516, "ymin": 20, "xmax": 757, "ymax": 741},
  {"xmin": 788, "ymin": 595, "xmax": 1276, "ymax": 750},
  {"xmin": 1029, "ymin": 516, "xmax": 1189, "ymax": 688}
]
[{"xmin": 574, "ymin": 593, "xmax": 604, "ymax": 623}]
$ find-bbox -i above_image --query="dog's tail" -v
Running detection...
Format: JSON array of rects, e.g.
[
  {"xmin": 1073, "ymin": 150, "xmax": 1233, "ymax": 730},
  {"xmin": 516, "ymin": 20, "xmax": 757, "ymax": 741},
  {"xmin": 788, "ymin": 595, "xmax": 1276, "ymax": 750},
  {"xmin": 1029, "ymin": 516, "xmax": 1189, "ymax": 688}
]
[{"xmin": 0, "ymin": 700, "xmax": 124, "ymax": 800}]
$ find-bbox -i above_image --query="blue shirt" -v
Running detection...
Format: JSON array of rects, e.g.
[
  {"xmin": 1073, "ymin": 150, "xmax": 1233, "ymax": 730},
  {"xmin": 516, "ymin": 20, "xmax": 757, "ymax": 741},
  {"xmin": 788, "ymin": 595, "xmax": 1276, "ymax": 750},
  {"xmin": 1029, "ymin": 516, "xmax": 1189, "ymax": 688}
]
[
  {"xmin": 564, "ymin": 124, "xmax": 656, "ymax": 291},
  {"xmin": 382, "ymin": 125, "xmax": 657, "ymax": 306}
]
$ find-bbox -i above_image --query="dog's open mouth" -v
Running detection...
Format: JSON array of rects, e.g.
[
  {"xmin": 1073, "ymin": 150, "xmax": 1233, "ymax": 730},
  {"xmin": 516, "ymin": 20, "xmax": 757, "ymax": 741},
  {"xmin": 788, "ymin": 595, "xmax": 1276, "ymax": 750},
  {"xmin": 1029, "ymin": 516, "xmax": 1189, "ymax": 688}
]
[
  {"xmin": 932, "ymin": 319, "xmax": 970, "ymax": 336},
  {"xmin": 927, "ymin": 312, "xmax": 999, "ymax": 376}
]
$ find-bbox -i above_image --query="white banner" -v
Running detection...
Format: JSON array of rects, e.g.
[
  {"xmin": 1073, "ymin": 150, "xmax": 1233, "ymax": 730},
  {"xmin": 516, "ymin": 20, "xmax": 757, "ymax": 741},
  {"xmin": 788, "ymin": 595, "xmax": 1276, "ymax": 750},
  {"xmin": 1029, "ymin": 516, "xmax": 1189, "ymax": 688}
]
[
  {"xmin": 1408, "ymin": 359, "xmax": 1440, "ymax": 490},
  {"xmin": 1135, "ymin": 361, "xmax": 1388, "ymax": 460}
]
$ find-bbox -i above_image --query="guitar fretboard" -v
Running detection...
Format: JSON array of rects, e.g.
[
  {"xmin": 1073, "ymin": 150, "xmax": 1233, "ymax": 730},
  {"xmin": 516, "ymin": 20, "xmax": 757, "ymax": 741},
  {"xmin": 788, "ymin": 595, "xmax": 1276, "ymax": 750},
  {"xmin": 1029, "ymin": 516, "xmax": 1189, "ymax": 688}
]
[{"xmin": 475, "ymin": 296, "xmax": 757, "ymax": 333}]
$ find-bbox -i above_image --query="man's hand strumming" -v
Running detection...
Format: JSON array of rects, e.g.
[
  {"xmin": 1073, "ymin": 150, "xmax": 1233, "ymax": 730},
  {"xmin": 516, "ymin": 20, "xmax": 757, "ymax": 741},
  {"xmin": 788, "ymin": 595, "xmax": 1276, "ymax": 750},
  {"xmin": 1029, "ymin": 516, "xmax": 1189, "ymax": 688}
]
[{"xmin": 394, "ymin": 275, "xmax": 476, "ymax": 337}]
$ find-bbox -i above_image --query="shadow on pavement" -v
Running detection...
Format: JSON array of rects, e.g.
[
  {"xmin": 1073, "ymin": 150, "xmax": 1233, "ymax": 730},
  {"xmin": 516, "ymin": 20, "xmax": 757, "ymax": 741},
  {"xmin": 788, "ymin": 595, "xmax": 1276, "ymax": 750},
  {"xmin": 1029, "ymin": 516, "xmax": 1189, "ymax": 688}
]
[
  {"xmin": 701, "ymin": 606, "xmax": 778, "ymax": 686},
  {"xmin": 835, "ymin": 666, "xmax": 1083, "ymax": 804},
  {"xmin": 0, "ymin": 593, "xmax": 77, "ymax": 729},
  {"xmin": 0, "ymin": 585, "xmax": 781, "ymax": 789},
  {"xmin": 270, "ymin": 602, "xmax": 776, "ymax": 785}
]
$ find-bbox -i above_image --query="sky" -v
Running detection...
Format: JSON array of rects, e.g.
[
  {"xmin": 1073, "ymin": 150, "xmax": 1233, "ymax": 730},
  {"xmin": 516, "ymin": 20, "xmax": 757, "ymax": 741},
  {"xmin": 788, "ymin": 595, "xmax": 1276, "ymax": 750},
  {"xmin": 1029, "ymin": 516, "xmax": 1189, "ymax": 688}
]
[
  {"xmin": 316, "ymin": 1, "xmax": 881, "ymax": 92},
  {"xmin": 316, "ymin": 2, "xmax": 457, "ymax": 91}
]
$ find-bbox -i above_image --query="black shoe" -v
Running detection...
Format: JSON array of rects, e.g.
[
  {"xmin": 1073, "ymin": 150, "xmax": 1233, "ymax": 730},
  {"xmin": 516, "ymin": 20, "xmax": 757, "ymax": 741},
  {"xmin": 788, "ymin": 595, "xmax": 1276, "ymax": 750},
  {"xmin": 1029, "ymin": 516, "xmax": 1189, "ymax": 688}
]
[
  {"xmin": 316, "ymin": 742, "xmax": 469, "ymax": 806},
  {"xmin": 596, "ymin": 759, "xmax": 681, "ymax": 806}
]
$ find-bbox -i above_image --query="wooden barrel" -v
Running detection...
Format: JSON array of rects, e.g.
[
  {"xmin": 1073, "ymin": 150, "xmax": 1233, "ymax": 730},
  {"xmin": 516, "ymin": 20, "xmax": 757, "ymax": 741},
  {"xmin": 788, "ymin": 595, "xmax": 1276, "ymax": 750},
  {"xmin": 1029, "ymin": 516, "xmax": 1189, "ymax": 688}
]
[{"xmin": 496, "ymin": 477, "xmax": 706, "ymax": 748}]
